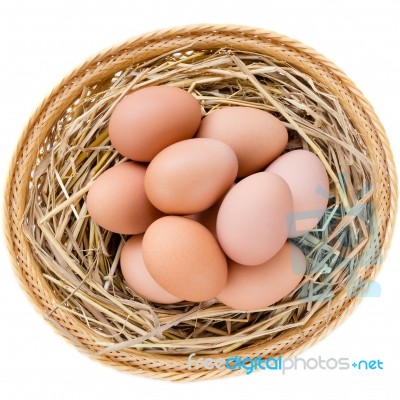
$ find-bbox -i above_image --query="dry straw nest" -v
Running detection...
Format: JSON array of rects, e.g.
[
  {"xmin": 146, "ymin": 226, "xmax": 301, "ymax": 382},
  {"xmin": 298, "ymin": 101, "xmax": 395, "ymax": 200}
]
[{"xmin": 4, "ymin": 25, "xmax": 398, "ymax": 381}]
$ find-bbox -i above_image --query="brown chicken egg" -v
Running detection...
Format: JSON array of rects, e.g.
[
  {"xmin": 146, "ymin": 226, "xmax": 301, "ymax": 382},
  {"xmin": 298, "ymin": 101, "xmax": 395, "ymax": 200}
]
[
  {"xmin": 120, "ymin": 235, "xmax": 182, "ymax": 304},
  {"xmin": 142, "ymin": 216, "xmax": 228, "ymax": 302},
  {"xmin": 86, "ymin": 162, "xmax": 163, "ymax": 234},
  {"xmin": 109, "ymin": 86, "xmax": 201, "ymax": 162},
  {"xmin": 216, "ymin": 172, "xmax": 293, "ymax": 266},
  {"xmin": 145, "ymin": 138, "xmax": 238, "ymax": 214},
  {"xmin": 186, "ymin": 196, "xmax": 224, "ymax": 239},
  {"xmin": 217, "ymin": 242, "xmax": 306, "ymax": 311},
  {"xmin": 196, "ymin": 106, "xmax": 288, "ymax": 177},
  {"xmin": 266, "ymin": 149, "xmax": 329, "ymax": 237}
]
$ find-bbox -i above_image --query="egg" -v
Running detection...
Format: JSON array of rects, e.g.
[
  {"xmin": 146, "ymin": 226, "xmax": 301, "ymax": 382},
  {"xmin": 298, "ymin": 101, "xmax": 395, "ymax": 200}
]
[
  {"xmin": 216, "ymin": 172, "xmax": 293, "ymax": 265},
  {"xmin": 120, "ymin": 235, "xmax": 181, "ymax": 304},
  {"xmin": 145, "ymin": 138, "xmax": 238, "ymax": 214},
  {"xmin": 196, "ymin": 106, "xmax": 288, "ymax": 177},
  {"xmin": 86, "ymin": 162, "xmax": 163, "ymax": 234},
  {"xmin": 217, "ymin": 242, "xmax": 306, "ymax": 311},
  {"xmin": 266, "ymin": 149, "xmax": 329, "ymax": 237},
  {"xmin": 109, "ymin": 86, "xmax": 201, "ymax": 162},
  {"xmin": 142, "ymin": 216, "xmax": 228, "ymax": 302},
  {"xmin": 185, "ymin": 194, "xmax": 226, "ymax": 238}
]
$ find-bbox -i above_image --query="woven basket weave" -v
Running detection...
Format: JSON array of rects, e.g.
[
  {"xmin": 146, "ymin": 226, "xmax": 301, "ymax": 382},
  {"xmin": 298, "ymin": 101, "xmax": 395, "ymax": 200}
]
[{"xmin": 4, "ymin": 25, "xmax": 397, "ymax": 381}]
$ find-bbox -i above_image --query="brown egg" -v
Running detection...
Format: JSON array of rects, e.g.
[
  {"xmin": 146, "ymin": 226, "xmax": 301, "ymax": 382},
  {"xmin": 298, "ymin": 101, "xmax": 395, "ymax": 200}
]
[
  {"xmin": 109, "ymin": 86, "xmax": 201, "ymax": 162},
  {"xmin": 86, "ymin": 162, "xmax": 163, "ymax": 234},
  {"xmin": 217, "ymin": 242, "xmax": 306, "ymax": 311},
  {"xmin": 142, "ymin": 216, "xmax": 228, "ymax": 302},
  {"xmin": 266, "ymin": 149, "xmax": 329, "ymax": 237},
  {"xmin": 185, "ymin": 190, "xmax": 229, "ymax": 238},
  {"xmin": 196, "ymin": 106, "xmax": 288, "ymax": 177},
  {"xmin": 145, "ymin": 138, "xmax": 238, "ymax": 214},
  {"xmin": 216, "ymin": 172, "xmax": 293, "ymax": 265},
  {"xmin": 120, "ymin": 235, "xmax": 182, "ymax": 304}
]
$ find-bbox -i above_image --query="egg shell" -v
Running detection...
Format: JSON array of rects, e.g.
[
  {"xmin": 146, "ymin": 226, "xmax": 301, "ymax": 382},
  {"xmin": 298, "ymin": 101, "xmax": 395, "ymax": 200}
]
[
  {"xmin": 196, "ymin": 106, "xmax": 288, "ymax": 177},
  {"xmin": 120, "ymin": 235, "xmax": 181, "ymax": 304},
  {"xmin": 266, "ymin": 149, "xmax": 329, "ymax": 237},
  {"xmin": 86, "ymin": 162, "xmax": 163, "ymax": 234},
  {"xmin": 109, "ymin": 86, "xmax": 201, "ymax": 162},
  {"xmin": 185, "ymin": 189, "xmax": 229, "ymax": 238},
  {"xmin": 216, "ymin": 172, "xmax": 293, "ymax": 266},
  {"xmin": 142, "ymin": 216, "xmax": 228, "ymax": 302},
  {"xmin": 145, "ymin": 138, "xmax": 238, "ymax": 214},
  {"xmin": 186, "ymin": 204, "xmax": 219, "ymax": 238},
  {"xmin": 217, "ymin": 242, "xmax": 306, "ymax": 311}
]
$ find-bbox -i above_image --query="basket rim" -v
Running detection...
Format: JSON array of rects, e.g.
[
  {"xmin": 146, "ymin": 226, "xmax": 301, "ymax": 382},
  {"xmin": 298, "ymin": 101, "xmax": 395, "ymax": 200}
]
[{"xmin": 3, "ymin": 24, "xmax": 398, "ymax": 381}]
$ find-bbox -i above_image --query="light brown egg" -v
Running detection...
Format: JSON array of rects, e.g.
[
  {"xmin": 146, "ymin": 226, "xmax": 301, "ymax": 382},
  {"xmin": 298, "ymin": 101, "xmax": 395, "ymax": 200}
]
[
  {"xmin": 217, "ymin": 242, "xmax": 306, "ymax": 311},
  {"xmin": 86, "ymin": 162, "xmax": 163, "ymax": 234},
  {"xmin": 145, "ymin": 138, "xmax": 238, "ymax": 214},
  {"xmin": 109, "ymin": 86, "xmax": 201, "ymax": 162},
  {"xmin": 196, "ymin": 106, "xmax": 288, "ymax": 177},
  {"xmin": 185, "ymin": 188, "xmax": 231, "ymax": 238},
  {"xmin": 142, "ymin": 216, "xmax": 228, "ymax": 302},
  {"xmin": 266, "ymin": 149, "xmax": 329, "ymax": 237},
  {"xmin": 120, "ymin": 235, "xmax": 182, "ymax": 304},
  {"xmin": 216, "ymin": 172, "xmax": 293, "ymax": 266}
]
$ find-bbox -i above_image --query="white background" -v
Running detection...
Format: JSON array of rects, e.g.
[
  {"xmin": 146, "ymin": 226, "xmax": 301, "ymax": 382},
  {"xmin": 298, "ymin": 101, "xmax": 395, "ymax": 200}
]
[{"xmin": 1, "ymin": 0, "xmax": 399, "ymax": 398}]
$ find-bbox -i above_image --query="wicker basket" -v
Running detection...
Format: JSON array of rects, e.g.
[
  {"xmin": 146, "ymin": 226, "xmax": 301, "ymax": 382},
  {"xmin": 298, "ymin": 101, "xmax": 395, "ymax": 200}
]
[{"xmin": 4, "ymin": 25, "xmax": 397, "ymax": 381}]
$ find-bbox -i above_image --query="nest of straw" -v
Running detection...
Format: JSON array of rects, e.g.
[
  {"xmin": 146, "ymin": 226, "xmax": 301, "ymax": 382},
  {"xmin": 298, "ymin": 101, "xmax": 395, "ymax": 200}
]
[{"xmin": 4, "ymin": 26, "xmax": 397, "ymax": 381}]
